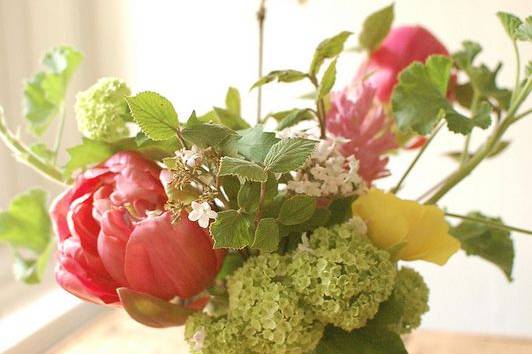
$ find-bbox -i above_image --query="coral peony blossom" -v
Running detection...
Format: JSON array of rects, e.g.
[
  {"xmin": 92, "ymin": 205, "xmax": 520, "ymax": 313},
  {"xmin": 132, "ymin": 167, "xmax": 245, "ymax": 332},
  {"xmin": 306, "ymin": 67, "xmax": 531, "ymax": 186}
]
[
  {"xmin": 352, "ymin": 189, "xmax": 460, "ymax": 265},
  {"xmin": 51, "ymin": 151, "xmax": 224, "ymax": 305},
  {"xmin": 326, "ymin": 82, "xmax": 398, "ymax": 185},
  {"xmin": 356, "ymin": 25, "xmax": 450, "ymax": 103}
]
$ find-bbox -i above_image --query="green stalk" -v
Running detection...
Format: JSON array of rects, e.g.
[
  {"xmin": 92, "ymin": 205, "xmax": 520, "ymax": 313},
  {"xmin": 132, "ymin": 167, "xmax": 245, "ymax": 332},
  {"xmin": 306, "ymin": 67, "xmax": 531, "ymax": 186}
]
[
  {"xmin": 511, "ymin": 40, "xmax": 521, "ymax": 105},
  {"xmin": 391, "ymin": 121, "xmax": 444, "ymax": 194},
  {"xmin": 0, "ymin": 109, "xmax": 66, "ymax": 185},
  {"xmin": 446, "ymin": 212, "xmax": 532, "ymax": 236},
  {"xmin": 52, "ymin": 103, "xmax": 66, "ymax": 165}
]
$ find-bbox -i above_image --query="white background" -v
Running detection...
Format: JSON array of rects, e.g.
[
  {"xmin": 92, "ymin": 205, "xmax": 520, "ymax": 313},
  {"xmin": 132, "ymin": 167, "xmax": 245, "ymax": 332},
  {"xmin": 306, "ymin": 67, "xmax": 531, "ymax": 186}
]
[{"xmin": 0, "ymin": 0, "xmax": 531, "ymax": 338}]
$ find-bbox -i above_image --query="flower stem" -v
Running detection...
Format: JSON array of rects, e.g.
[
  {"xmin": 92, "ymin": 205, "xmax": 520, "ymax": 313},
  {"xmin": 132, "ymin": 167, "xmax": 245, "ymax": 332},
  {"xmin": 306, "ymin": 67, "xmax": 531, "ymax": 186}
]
[
  {"xmin": 511, "ymin": 40, "xmax": 521, "ymax": 105},
  {"xmin": 52, "ymin": 102, "xmax": 66, "ymax": 165},
  {"xmin": 255, "ymin": 180, "xmax": 267, "ymax": 225},
  {"xmin": 446, "ymin": 212, "xmax": 532, "ymax": 236},
  {"xmin": 391, "ymin": 121, "xmax": 444, "ymax": 194},
  {"xmin": 0, "ymin": 108, "xmax": 66, "ymax": 185},
  {"xmin": 514, "ymin": 107, "xmax": 532, "ymax": 122},
  {"xmin": 256, "ymin": 0, "xmax": 267, "ymax": 123}
]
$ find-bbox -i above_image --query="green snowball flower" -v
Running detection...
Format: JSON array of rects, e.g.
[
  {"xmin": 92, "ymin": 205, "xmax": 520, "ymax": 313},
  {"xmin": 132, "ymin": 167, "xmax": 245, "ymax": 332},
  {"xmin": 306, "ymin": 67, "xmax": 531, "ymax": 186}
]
[
  {"xmin": 185, "ymin": 313, "xmax": 240, "ymax": 354},
  {"xmin": 287, "ymin": 218, "xmax": 397, "ymax": 331},
  {"xmin": 75, "ymin": 77, "xmax": 131, "ymax": 142},
  {"xmin": 227, "ymin": 253, "xmax": 324, "ymax": 354},
  {"xmin": 386, "ymin": 267, "xmax": 430, "ymax": 334}
]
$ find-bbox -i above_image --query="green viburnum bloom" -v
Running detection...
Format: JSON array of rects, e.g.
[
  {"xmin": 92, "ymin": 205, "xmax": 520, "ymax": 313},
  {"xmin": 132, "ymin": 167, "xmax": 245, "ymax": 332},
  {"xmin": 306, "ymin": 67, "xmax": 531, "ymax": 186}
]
[
  {"xmin": 185, "ymin": 313, "xmax": 240, "ymax": 354},
  {"xmin": 75, "ymin": 77, "xmax": 131, "ymax": 142},
  {"xmin": 287, "ymin": 218, "xmax": 397, "ymax": 331},
  {"xmin": 386, "ymin": 267, "xmax": 430, "ymax": 334}
]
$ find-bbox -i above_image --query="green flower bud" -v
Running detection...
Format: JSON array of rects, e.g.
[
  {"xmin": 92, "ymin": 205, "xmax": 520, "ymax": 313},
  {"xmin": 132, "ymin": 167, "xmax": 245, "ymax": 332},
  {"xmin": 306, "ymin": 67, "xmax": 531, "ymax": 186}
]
[
  {"xmin": 287, "ymin": 218, "xmax": 397, "ymax": 331},
  {"xmin": 75, "ymin": 77, "xmax": 131, "ymax": 142}
]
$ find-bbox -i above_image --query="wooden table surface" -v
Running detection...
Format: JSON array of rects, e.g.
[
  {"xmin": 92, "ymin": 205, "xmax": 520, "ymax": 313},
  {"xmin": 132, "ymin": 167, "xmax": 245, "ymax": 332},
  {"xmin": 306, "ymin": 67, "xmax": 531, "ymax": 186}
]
[{"xmin": 48, "ymin": 310, "xmax": 532, "ymax": 354}]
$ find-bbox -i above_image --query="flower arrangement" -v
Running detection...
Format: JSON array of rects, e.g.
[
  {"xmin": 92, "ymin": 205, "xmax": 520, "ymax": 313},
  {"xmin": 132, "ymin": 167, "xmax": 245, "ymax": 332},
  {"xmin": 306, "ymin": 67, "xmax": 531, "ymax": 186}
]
[{"xmin": 1, "ymin": 3, "xmax": 531, "ymax": 353}]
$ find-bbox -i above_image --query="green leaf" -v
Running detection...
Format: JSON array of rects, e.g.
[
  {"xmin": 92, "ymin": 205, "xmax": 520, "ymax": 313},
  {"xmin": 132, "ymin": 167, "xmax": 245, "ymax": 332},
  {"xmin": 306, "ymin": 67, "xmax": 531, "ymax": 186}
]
[
  {"xmin": 133, "ymin": 132, "xmax": 181, "ymax": 160},
  {"xmin": 516, "ymin": 16, "xmax": 532, "ymax": 41},
  {"xmin": 289, "ymin": 207, "xmax": 331, "ymax": 232},
  {"xmin": 251, "ymin": 70, "xmax": 308, "ymax": 90},
  {"xmin": 237, "ymin": 174, "xmax": 278, "ymax": 212},
  {"xmin": 216, "ymin": 253, "xmax": 244, "ymax": 280},
  {"xmin": 64, "ymin": 138, "xmax": 115, "ymax": 177},
  {"xmin": 450, "ymin": 212, "xmax": 514, "ymax": 281},
  {"xmin": 453, "ymin": 41, "xmax": 482, "ymax": 70},
  {"xmin": 30, "ymin": 143, "xmax": 55, "ymax": 164},
  {"xmin": 278, "ymin": 195, "xmax": 316, "ymax": 226},
  {"xmin": 327, "ymin": 196, "xmax": 355, "ymax": 226},
  {"xmin": 210, "ymin": 210, "xmax": 253, "ymax": 249},
  {"xmin": 237, "ymin": 125, "xmax": 280, "ymax": 162},
  {"xmin": 446, "ymin": 140, "xmax": 511, "ymax": 162},
  {"xmin": 219, "ymin": 156, "xmax": 267, "ymax": 182},
  {"xmin": 426, "ymin": 55, "xmax": 452, "ymax": 96},
  {"xmin": 315, "ymin": 325, "xmax": 408, "ymax": 354},
  {"xmin": 126, "ymin": 91, "xmax": 179, "ymax": 141},
  {"xmin": 497, "ymin": 12, "xmax": 523, "ymax": 40},
  {"xmin": 117, "ymin": 288, "xmax": 196, "ymax": 328},
  {"xmin": 317, "ymin": 58, "xmax": 337, "ymax": 99},
  {"xmin": 358, "ymin": 3, "xmax": 395, "ymax": 53},
  {"xmin": 213, "ymin": 106, "xmax": 250, "ymax": 130},
  {"xmin": 0, "ymin": 189, "xmax": 50, "ymax": 253},
  {"xmin": 310, "ymin": 31, "xmax": 352, "ymax": 77},
  {"xmin": 276, "ymin": 108, "xmax": 315, "ymax": 130},
  {"xmin": 251, "ymin": 218, "xmax": 280, "ymax": 252},
  {"xmin": 23, "ymin": 47, "xmax": 83, "ymax": 135},
  {"xmin": 13, "ymin": 240, "xmax": 54, "ymax": 284},
  {"xmin": 182, "ymin": 123, "xmax": 240, "ymax": 155},
  {"xmin": 263, "ymin": 138, "xmax": 317, "ymax": 173},
  {"xmin": 225, "ymin": 87, "xmax": 241, "ymax": 116}
]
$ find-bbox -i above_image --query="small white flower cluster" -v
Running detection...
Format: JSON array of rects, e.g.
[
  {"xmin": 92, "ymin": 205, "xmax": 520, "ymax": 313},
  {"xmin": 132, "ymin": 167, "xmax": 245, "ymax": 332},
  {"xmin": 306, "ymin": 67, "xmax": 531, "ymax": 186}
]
[
  {"xmin": 188, "ymin": 201, "xmax": 218, "ymax": 228},
  {"xmin": 176, "ymin": 145, "xmax": 202, "ymax": 168},
  {"xmin": 287, "ymin": 139, "xmax": 366, "ymax": 198}
]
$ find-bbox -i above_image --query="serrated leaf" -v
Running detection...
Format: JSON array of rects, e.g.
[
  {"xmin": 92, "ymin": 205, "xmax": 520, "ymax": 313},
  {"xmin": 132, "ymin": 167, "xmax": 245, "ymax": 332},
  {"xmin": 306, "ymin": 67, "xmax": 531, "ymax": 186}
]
[
  {"xmin": 251, "ymin": 70, "xmax": 308, "ymax": 90},
  {"xmin": 225, "ymin": 87, "xmax": 241, "ymax": 116},
  {"xmin": 450, "ymin": 212, "xmax": 514, "ymax": 281},
  {"xmin": 497, "ymin": 12, "xmax": 523, "ymax": 40},
  {"xmin": 237, "ymin": 125, "xmax": 280, "ymax": 162},
  {"xmin": 219, "ymin": 156, "xmax": 267, "ymax": 182},
  {"xmin": 23, "ymin": 46, "xmax": 82, "ymax": 135},
  {"xmin": 310, "ymin": 31, "xmax": 352, "ymax": 77},
  {"xmin": 13, "ymin": 240, "xmax": 54, "ymax": 284},
  {"xmin": 263, "ymin": 138, "xmax": 317, "ymax": 173},
  {"xmin": 516, "ymin": 16, "xmax": 532, "ymax": 41},
  {"xmin": 278, "ymin": 195, "xmax": 316, "ymax": 226},
  {"xmin": 315, "ymin": 325, "xmax": 408, "ymax": 354},
  {"xmin": 426, "ymin": 55, "xmax": 452, "ymax": 95},
  {"xmin": 210, "ymin": 210, "xmax": 253, "ymax": 249},
  {"xmin": 118, "ymin": 287, "xmax": 196, "ymax": 328},
  {"xmin": 213, "ymin": 106, "xmax": 250, "ymax": 130},
  {"xmin": 251, "ymin": 218, "xmax": 279, "ymax": 252},
  {"xmin": 276, "ymin": 108, "xmax": 315, "ymax": 130},
  {"xmin": 317, "ymin": 58, "xmax": 337, "ymax": 99},
  {"xmin": 358, "ymin": 3, "xmax": 395, "ymax": 52},
  {"xmin": 64, "ymin": 138, "xmax": 115, "ymax": 177},
  {"xmin": 133, "ymin": 132, "xmax": 181, "ymax": 160},
  {"xmin": 182, "ymin": 123, "xmax": 240, "ymax": 155},
  {"xmin": 0, "ymin": 189, "xmax": 51, "ymax": 253},
  {"xmin": 237, "ymin": 173, "xmax": 278, "ymax": 212},
  {"xmin": 126, "ymin": 91, "xmax": 179, "ymax": 141}
]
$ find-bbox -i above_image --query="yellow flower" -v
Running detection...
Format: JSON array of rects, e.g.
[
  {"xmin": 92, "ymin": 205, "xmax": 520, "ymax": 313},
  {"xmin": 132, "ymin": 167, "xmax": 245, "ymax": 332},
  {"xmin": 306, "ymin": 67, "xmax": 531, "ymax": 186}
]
[{"xmin": 352, "ymin": 188, "xmax": 460, "ymax": 265}]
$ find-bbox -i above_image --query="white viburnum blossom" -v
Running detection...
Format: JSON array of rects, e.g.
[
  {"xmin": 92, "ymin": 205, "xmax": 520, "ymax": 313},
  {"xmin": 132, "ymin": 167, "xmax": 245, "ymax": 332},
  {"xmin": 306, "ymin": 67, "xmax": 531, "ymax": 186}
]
[
  {"xmin": 188, "ymin": 201, "xmax": 218, "ymax": 228},
  {"xmin": 177, "ymin": 145, "xmax": 202, "ymax": 168},
  {"xmin": 287, "ymin": 139, "xmax": 366, "ymax": 198}
]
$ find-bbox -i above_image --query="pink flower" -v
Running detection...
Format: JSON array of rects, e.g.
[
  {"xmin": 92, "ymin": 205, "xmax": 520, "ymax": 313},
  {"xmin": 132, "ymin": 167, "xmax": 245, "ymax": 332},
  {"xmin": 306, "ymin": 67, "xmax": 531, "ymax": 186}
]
[
  {"xmin": 326, "ymin": 82, "xmax": 398, "ymax": 185},
  {"xmin": 356, "ymin": 25, "xmax": 449, "ymax": 103},
  {"xmin": 51, "ymin": 151, "xmax": 224, "ymax": 305}
]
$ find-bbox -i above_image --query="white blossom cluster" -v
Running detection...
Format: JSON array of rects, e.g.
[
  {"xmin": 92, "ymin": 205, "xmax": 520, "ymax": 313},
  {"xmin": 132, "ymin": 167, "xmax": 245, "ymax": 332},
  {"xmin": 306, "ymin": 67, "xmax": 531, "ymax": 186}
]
[
  {"xmin": 176, "ymin": 145, "xmax": 203, "ymax": 168},
  {"xmin": 287, "ymin": 139, "xmax": 366, "ymax": 198}
]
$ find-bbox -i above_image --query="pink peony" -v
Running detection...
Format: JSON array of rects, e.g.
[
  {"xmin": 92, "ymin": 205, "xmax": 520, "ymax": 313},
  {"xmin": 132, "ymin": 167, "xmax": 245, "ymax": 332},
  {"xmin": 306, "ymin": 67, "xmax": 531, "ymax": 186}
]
[
  {"xmin": 327, "ymin": 82, "xmax": 398, "ymax": 185},
  {"xmin": 51, "ymin": 151, "xmax": 224, "ymax": 305},
  {"xmin": 357, "ymin": 25, "xmax": 449, "ymax": 103}
]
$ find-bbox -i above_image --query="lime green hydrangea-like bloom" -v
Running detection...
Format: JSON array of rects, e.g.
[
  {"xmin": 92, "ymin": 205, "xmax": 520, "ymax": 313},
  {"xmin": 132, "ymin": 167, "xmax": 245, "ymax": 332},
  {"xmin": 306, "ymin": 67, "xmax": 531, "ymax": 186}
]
[
  {"xmin": 227, "ymin": 254, "xmax": 324, "ymax": 354},
  {"xmin": 288, "ymin": 218, "xmax": 397, "ymax": 331},
  {"xmin": 387, "ymin": 267, "xmax": 429, "ymax": 334},
  {"xmin": 185, "ymin": 313, "xmax": 240, "ymax": 354},
  {"xmin": 75, "ymin": 77, "xmax": 131, "ymax": 142}
]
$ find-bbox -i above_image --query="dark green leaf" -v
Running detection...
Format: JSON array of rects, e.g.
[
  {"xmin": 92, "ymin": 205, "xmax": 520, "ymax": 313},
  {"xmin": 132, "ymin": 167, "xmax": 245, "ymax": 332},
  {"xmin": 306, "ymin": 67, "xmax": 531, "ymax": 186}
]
[
  {"xmin": 237, "ymin": 173, "xmax": 278, "ymax": 212},
  {"xmin": 327, "ymin": 196, "xmax": 355, "ymax": 226},
  {"xmin": 219, "ymin": 156, "xmax": 267, "ymax": 182},
  {"xmin": 317, "ymin": 58, "xmax": 337, "ymax": 99},
  {"xmin": 263, "ymin": 138, "xmax": 317, "ymax": 173},
  {"xmin": 252, "ymin": 218, "xmax": 280, "ymax": 252},
  {"xmin": 310, "ymin": 31, "xmax": 352, "ymax": 77},
  {"xmin": 216, "ymin": 253, "xmax": 244, "ymax": 280},
  {"xmin": 225, "ymin": 87, "xmax": 241, "ymax": 116},
  {"xmin": 237, "ymin": 125, "xmax": 280, "ymax": 162},
  {"xmin": 210, "ymin": 210, "xmax": 253, "ymax": 249},
  {"xmin": 450, "ymin": 212, "xmax": 514, "ymax": 281},
  {"xmin": 118, "ymin": 288, "xmax": 196, "ymax": 328},
  {"xmin": 0, "ymin": 189, "xmax": 50, "ymax": 253},
  {"xmin": 133, "ymin": 132, "xmax": 181, "ymax": 160},
  {"xmin": 251, "ymin": 70, "xmax": 308, "ymax": 90},
  {"xmin": 315, "ymin": 325, "xmax": 408, "ymax": 354},
  {"xmin": 497, "ymin": 12, "xmax": 523, "ymax": 40},
  {"xmin": 278, "ymin": 195, "xmax": 316, "ymax": 226},
  {"xmin": 276, "ymin": 109, "xmax": 315, "ymax": 130},
  {"xmin": 126, "ymin": 91, "xmax": 179, "ymax": 141},
  {"xmin": 182, "ymin": 123, "xmax": 240, "ymax": 155},
  {"xmin": 289, "ymin": 207, "xmax": 331, "ymax": 232},
  {"xmin": 64, "ymin": 138, "xmax": 115, "ymax": 177},
  {"xmin": 358, "ymin": 3, "xmax": 395, "ymax": 53}
]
